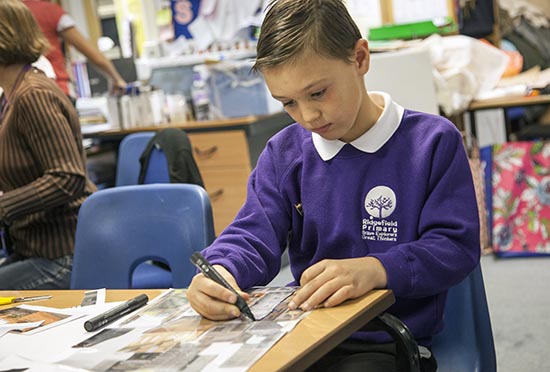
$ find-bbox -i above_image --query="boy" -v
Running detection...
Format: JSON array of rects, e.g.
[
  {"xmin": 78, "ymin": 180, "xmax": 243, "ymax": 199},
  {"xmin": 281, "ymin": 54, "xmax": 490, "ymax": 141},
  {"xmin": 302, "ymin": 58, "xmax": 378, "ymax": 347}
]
[{"xmin": 186, "ymin": 0, "xmax": 480, "ymax": 370}]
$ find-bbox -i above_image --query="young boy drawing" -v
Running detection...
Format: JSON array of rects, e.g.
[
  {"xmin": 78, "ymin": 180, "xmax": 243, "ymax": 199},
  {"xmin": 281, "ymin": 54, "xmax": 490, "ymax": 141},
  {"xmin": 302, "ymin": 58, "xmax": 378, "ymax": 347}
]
[{"xmin": 187, "ymin": 0, "xmax": 480, "ymax": 370}]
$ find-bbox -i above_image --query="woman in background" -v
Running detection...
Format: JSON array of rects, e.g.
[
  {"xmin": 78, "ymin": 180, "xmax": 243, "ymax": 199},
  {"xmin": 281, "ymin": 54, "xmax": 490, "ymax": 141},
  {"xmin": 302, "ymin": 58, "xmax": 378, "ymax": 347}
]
[
  {"xmin": 23, "ymin": 0, "xmax": 127, "ymax": 99},
  {"xmin": 0, "ymin": 0, "xmax": 96, "ymax": 289}
]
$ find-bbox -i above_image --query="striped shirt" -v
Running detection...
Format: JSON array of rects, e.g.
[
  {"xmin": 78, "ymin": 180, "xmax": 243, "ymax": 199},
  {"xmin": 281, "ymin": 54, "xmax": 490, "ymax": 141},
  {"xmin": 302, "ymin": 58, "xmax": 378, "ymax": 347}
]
[{"xmin": 0, "ymin": 67, "xmax": 96, "ymax": 259}]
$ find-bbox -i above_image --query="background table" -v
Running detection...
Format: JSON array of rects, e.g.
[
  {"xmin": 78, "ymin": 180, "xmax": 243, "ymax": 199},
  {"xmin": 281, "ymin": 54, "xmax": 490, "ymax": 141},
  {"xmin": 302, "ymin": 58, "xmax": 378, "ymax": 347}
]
[{"xmin": 467, "ymin": 94, "xmax": 550, "ymax": 141}]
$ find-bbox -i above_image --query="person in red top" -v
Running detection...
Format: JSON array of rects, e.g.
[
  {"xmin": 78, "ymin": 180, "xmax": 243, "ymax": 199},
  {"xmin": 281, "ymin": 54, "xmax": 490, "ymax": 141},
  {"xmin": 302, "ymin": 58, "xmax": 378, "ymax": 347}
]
[{"xmin": 23, "ymin": 0, "xmax": 127, "ymax": 98}]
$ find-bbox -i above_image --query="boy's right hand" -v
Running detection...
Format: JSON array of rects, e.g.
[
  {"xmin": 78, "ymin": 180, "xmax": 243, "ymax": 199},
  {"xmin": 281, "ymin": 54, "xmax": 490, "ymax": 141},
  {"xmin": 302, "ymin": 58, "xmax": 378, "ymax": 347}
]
[{"xmin": 186, "ymin": 265, "xmax": 250, "ymax": 320}]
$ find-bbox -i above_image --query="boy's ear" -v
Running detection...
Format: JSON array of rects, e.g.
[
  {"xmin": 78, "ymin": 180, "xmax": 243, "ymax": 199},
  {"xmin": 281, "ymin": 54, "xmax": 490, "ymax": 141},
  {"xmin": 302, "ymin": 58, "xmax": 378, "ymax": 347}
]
[{"xmin": 354, "ymin": 39, "xmax": 370, "ymax": 74}]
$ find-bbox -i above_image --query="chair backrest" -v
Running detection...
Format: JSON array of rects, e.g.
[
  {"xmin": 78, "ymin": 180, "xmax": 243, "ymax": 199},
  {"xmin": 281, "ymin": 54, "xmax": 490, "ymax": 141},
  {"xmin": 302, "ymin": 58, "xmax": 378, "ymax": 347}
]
[
  {"xmin": 115, "ymin": 132, "xmax": 170, "ymax": 186},
  {"xmin": 432, "ymin": 264, "xmax": 497, "ymax": 372},
  {"xmin": 70, "ymin": 184, "xmax": 215, "ymax": 289}
]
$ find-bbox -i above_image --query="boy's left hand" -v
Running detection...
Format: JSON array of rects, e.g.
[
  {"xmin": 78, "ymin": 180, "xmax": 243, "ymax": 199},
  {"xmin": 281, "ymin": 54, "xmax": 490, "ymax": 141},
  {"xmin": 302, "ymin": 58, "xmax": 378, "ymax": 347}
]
[{"xmin": 289, "ymin": 257, "xmax": 387, "ymax": 311}]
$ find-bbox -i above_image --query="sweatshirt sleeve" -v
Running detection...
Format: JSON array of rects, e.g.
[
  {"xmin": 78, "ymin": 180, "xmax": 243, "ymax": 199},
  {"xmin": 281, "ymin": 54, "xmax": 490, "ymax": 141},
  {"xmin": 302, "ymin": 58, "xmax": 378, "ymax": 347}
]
[
  {"xmin": 0, "ymin": 90, "xmax": 87, "ymax": 224},
  {"xmin": 370, "ymin": 126, "xmax": 481, "ymax": 298},
  {"xmin": 202, "ymin": 144, "xmax": 292, "ymax": 289}
]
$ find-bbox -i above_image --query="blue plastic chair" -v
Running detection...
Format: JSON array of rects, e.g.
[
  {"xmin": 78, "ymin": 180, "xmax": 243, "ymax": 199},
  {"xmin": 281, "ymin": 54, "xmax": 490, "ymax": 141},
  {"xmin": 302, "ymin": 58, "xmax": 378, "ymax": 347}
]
[
  {"xmin": 432, "ymin": 264, "xmax": 497, "ymax": 372},
  {"xmin": 116, "ymin": 132, "xmax": 169, "ymax": 186},
  {"xmin": 70, "ymin": 184, "xmax": 215, "ymax": 289},
  {"xmin": 115, "ymin": 132, "xmax": 174, "ymax": 287}
]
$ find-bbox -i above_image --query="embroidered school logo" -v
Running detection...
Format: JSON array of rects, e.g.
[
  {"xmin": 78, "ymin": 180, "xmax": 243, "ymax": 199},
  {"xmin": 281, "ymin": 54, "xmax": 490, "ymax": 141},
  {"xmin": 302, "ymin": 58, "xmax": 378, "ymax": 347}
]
[
  {"xmin": 365, "ymin": 186, "xmax": 396, "ymax": 218},
  {"xmin": 362, "ymin": 186, "xmax": 398, "ymax": 242}
]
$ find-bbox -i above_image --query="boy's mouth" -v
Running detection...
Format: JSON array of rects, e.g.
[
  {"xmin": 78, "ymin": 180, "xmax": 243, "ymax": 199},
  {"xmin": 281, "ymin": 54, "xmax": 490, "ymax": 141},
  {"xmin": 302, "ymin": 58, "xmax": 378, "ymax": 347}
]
[{"xmin": 312, "ymin": 123, "xmax": 332, "ymax": 134}]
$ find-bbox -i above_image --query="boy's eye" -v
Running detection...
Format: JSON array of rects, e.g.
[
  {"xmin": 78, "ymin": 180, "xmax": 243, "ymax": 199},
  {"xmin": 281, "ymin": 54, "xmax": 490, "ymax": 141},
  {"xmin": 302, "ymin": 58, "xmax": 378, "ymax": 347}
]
[
  {"xmin": 311, "ymin": 89, "xmax": 326, "ymax": 98},
  {"xmin": 283, "ymin": 100, "xmax": 296, "ymax": 107}
]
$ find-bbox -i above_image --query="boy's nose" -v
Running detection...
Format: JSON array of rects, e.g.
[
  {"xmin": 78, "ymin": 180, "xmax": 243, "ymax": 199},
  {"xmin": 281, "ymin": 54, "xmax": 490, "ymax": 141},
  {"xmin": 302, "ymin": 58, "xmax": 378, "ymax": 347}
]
[{"xmin": 301, "ymin": 105, "xmax": 321, "ymax": 124}]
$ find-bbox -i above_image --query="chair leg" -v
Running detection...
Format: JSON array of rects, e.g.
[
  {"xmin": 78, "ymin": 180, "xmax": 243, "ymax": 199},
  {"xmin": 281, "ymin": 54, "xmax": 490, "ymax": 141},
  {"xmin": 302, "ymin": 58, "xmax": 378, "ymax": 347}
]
[{"xmin": 362, "ymin": 313, "xmax": 421, "ymax": 372}]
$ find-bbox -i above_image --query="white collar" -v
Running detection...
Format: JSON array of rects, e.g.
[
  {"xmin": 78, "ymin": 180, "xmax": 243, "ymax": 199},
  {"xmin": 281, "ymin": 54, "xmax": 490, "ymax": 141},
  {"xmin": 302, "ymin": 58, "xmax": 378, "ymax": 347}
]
[{"xmin": 312, "ymin": 92, "xmax": 404, "ymax": 161}]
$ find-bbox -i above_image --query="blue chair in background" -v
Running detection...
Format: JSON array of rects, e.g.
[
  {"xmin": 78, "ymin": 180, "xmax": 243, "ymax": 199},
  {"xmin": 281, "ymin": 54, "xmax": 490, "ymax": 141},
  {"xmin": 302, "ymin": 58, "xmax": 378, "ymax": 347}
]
[
  {"xmin": 70, "ymin": 184, "xmax": 215, "ymax": 289},
  {"xmin": 116, "ymin": 132, "xmax": 169, "ymax": 186},
  {"xmin": 432, "ymin": 264, "xmax": 497, "ymax": 372},
  {"xmin": 111, "ymin": 131, "xmax": 205, "ymax": 287},
  {"xmin": 114, "ymin": 131, "xmax": 172, "ymax": 287}
]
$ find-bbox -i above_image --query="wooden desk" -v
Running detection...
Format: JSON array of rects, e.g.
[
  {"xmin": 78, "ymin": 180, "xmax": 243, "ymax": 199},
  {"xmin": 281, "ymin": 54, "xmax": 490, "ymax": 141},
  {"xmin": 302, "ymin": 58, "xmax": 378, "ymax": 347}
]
[
  {"xmin": 84, "ymin": 111, "xmax": 294, "ymax": 168},
  {"xmin": 84, "ymin": 112, "xmax": 294, "ymax": 234},
  {"xmin": 469, "ymin": 94, "xmax": 550, "ymax": 111},
  {"xmin": 0, "ymin": 288, "xmax": 394, "ymax": 371}
]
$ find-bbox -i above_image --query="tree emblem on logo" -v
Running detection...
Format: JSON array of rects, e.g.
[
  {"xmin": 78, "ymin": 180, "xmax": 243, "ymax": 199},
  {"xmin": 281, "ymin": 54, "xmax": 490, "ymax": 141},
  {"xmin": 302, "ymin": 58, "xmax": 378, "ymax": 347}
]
[{"xmin": 365, "ymin": 186, "xmax": 396, "ymax": 219}]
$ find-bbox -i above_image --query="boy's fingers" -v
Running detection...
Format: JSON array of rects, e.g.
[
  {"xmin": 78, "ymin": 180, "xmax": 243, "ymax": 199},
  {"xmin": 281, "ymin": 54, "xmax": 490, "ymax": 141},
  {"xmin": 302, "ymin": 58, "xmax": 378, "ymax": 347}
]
[
  {"xmin": 292, "ymin": 277, "xmax": 342, "ymax": 311},
  {"xmin": 199, "ymin": 274, "xmax": 238, "ymax": 304},
  {"xmin": 289, "ymin": 275, "xmax": 326, "ymax": 310},
  {"xmin": 321, "ymin": 286, "xmax": 354, "ymax": 308},
  {"xmin": 299, "ymin": 261, "xmax": 326, "ymax": 286},
  {"xmin": 187, "ymin": 274, "xmax": 241, "ymax": 320},
  {"xmin": 198, "ymin": 296, "xmax": 241, "ymax": 320}
]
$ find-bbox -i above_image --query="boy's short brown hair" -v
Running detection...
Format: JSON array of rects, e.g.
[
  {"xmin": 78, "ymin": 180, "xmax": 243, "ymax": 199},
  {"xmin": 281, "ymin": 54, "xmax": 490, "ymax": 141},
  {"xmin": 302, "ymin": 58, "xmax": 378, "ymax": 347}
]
[
  {"xmin": 253, "ymin": 0, "xmax": 362, "ymax": 72},
  {"xmin": 0, "ymin": 0, "xmax": 49, "ymax": 66}
]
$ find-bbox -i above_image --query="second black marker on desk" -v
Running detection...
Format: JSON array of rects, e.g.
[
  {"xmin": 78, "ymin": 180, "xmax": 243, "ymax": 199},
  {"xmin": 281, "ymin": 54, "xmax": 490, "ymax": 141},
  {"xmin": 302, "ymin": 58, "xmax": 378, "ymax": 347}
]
[
  {"xmin": 190, "ymin": 252, "xmax": 256, "ymax": 321},
  {"xmin": 84, "ymin": 294, "xmax": 149, "ymax": 332}
]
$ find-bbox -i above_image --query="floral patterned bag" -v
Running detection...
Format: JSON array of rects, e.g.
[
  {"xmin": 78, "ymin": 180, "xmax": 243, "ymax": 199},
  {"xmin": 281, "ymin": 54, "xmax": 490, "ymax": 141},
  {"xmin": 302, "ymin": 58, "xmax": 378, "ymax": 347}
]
[
  {"xmin": 491, "ymin": 141, "xmax": 550, "ymax": 256},
  {"xmin": 468, "ymin": 143, "xmax": 491, "ymax": 254}
]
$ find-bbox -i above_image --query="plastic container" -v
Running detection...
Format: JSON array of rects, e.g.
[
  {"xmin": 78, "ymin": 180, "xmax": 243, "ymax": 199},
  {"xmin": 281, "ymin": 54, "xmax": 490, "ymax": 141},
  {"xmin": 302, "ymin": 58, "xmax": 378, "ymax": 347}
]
[
  {"xmin": 190, "ymin": 67, "xmax": 211, "ymax": 121},
  {"xmin": 205, "ymin": 60, "xmax": 280, "ymax": 118}
]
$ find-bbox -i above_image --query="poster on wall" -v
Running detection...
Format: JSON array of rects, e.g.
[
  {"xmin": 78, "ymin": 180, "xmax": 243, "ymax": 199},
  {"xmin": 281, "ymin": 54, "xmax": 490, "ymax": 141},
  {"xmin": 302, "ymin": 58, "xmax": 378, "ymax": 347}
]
[{"xmin": 171, "ymin": 0, "xmax": 201, "ymax": 39}]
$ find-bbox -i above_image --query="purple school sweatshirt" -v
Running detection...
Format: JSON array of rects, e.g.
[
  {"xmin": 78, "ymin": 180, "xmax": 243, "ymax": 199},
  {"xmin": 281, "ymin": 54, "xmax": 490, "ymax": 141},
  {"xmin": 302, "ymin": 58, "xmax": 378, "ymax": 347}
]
[{"xmin": 203, "ymin": 95, "xmax": 480, "ymax": 345}]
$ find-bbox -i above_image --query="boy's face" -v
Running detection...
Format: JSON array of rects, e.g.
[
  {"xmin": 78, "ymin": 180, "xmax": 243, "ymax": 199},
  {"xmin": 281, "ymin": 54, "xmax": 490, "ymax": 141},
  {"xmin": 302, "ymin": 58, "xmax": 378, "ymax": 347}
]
[{"xmin": 263, "ymin": 42, "xmax": 371, "ymax": 142}]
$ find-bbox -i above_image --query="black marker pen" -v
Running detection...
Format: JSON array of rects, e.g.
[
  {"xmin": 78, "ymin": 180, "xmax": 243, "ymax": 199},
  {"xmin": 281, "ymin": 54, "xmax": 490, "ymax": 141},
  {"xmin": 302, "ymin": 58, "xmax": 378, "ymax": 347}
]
[
  {"xmin": 84, "ymin": 293, "xmax": 149, "ymax": 332},
  {"xmin": 190, "ymin": 252, "xmax": 256, "ymax": 321}
]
